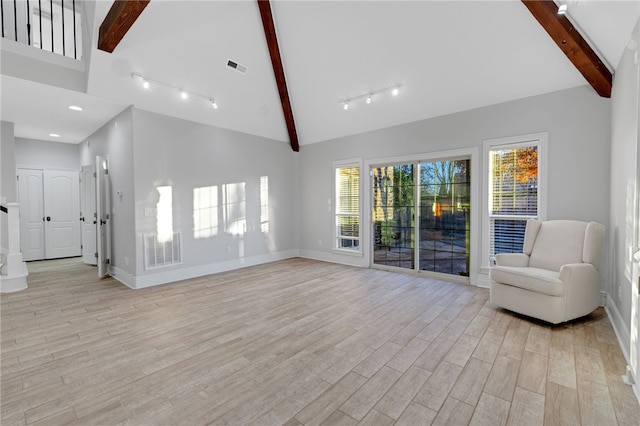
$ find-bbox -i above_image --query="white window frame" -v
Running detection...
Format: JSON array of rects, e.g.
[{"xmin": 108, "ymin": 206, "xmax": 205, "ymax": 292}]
[
  {"xmin": 482, "ymin": 133, "xmax": 547, "ymax": 274},
  {"xmin": 333, "ymin": 158, "xmax": 363, "ymax": 256}
]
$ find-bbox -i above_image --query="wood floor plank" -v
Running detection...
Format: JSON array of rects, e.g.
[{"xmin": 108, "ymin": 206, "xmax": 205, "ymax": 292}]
[
  {"xmin": 1, "ymin": 257, "xmax": 637, "ymax": 425},
  {"xmin": 544, "ymin": 382, "xmax": 581, "ymax": 425},
  {"xmin": 394, "ymin": 401, "xmax": 437, "ymax": 426},
  {"xmin": 517, "ymin": 350, "xmax": 547, "ymax": 394},
  {"xmin": 507, "ymin": 387, "xmax": 545, "ymax": 426},
  {"xmin": 374, "ymin": 365, "xmax": 431, "ymax": 419},
  {"xmin": 470, "ymin": 392, "xmax": 511, "ymax": 426},
  {"xmin": 484, "ymin": 355, "xmax": 520, "ymax": 401},
  {"xmin": 413, "ymin": 361, "xmax": 463, "ymax": 411},
  {"xmin": 431, "ymin": 396, "xmax": 475, "ymax": 425},
  {"xmin": 449, "ymin": 357, "xmax": 493, "ymax": 406},
  {"xmin": 577, "ymin": 377, "xmax": 618, "ymax": 426},
  {"xmin": 548, "ymin": 347, "xmax": 578, "ymax": 390},
  {"xmin": 339, "ymin": 366, "xmax": 402, "ymax": 421}
]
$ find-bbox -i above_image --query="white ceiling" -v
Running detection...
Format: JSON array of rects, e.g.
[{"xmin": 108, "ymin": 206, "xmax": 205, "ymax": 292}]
[{"xmin": 2, "ymin": 0, "xmax": 639, "ymax": 146}]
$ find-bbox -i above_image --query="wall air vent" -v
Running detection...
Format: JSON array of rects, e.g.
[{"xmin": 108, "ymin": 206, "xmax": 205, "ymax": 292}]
[
  {"xmin": 227, "ymin": 59, "xmax": 248, "ymax": 74},
  {"xmin": 144, "ymin": 232, "xmax": 181, "ymax": 270}
]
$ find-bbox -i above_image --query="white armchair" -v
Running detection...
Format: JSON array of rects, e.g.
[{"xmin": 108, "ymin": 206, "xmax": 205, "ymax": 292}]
[{"xmin": 489, "ymin": 219, "xmax": 605, "ymax": 324}]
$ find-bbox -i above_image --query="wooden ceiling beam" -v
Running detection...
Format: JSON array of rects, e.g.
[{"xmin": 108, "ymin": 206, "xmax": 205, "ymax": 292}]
[
  {"xmin": 257, "ymin": 0, "xmax": 300, "ymax": 152},
  {"xmin": 521, "ymin": 0, "xmax": 612, "ymax": 98},
  {"xmin": 98, "ymin": 0, "xmax": 150, "ymax": 53}
]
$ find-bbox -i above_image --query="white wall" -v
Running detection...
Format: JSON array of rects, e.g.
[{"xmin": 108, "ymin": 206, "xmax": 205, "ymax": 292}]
[
  {"xmin": 1, "ymin": 121, "xmax": 17, "ymax": 203},
  {"xmin": 15, "ymin": 137, "xmax": 80, "ymax": 170},
  {"xmin": 298, "ymin": 85, "xmax": 611, "ymax": 285},
  {"xmin": 79, "ymin": 107, "xmax": 136, "ymax": 280},
  {"xmin": 130, "ymin": 108, "xmax": 297, "ymax": 288},
  {"xmin": 609, "ymin": 17, "xmax": 640, "ymax": 395},
  {"xmin": 1, "ymin": 121, "xmax": 17, "ymax": 250}
]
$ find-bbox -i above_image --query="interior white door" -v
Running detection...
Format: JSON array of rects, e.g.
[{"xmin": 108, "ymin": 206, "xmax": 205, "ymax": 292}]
[
  {"xmin": 43, "ymin": 170, "xmax": 81, "ymax": 259},
  {"xmin": 80, "ymin": 165, "xmax": 97, "ymax": 265},
  {"xmin": 17, "ymin": 169, "xmax": 45, "ymax": 261},
  {"xmin": 96, "ymin": 156, "xmax": 111, "ymax": 278}
]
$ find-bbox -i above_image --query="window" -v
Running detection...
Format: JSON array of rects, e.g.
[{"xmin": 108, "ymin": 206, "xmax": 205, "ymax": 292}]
[
  {"xmin": 335, "ymin": 161, "xmax": 361, "ymax": 252},
  {"xmin": 485, "ymin": 134, "xmax": 546, "ymax": 266}
]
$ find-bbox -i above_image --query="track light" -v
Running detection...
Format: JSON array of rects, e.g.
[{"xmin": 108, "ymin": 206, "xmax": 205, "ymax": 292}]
[
  {"xmin": 557, "ymin": 3, "xmax": 567, "ymax": 14},
  {"xmin": 338, "ymin": 84, "xmax": 402, "ymax": 110},
  {"xmin": 131, "ymin": 72, "xmax": 219, "ymax": 110}
]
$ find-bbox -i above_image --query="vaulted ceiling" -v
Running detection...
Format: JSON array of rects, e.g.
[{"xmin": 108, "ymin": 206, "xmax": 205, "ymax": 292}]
[{"xmin": 2, "ymin": 1, "xmax": 639, "ymax": 147}]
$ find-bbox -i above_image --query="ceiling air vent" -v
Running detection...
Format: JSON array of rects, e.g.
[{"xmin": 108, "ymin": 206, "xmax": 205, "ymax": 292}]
[{"xmin": 227, "ymin": 59, "xmax": 248, "ymax": 74}]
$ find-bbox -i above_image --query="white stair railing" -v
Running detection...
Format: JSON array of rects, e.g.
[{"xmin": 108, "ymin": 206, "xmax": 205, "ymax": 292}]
[{"xmin": 0, "ymin": 202, "xmax": 28, "ymax": 292}]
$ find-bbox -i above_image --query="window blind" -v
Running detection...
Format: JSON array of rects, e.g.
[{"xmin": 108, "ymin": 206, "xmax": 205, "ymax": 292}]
[
  {"xmin": 335, "ymin": 166, "xmax": 360, "ymax": 250},
  {"xmin": 489, "ymin": 145, "xmax": 538, "ymax": 262}
]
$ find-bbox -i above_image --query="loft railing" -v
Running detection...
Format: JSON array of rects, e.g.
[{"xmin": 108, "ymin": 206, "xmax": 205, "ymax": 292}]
[{"xmin": 1, "ymin": 0, "xmax": 83, "ymax": 60}]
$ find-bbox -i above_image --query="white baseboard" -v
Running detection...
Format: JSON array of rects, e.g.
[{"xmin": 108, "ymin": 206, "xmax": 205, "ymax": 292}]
[
  {"xmin": 476, "ymin": 273, "xmax": 491, "ymax": 289},
  {"xmin": 299, "ymin": 249, "xmax": 369, "ymax": 268},
  {"xmin": 126, "ymin": 250, "xmax": 299, "ymax": 289},
  {"xmin": 604, "ymin": 299, "xmax": 632, "ymax": 374},
  {"xmin": 109, "ymin": 266, "xmax": 135, "ymax": 289}
]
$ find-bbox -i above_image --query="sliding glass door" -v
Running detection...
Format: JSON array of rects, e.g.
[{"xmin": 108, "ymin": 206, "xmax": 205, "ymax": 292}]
[
  {"xmin": 372, "ymin": 159, "xmax": 471, "ymax": 278},
  {"xmin": 418, "ymin": 159, "xmax": 470, "ymax": 276},
  {"xmin": 372, "ymin": 165, "xmax": 415, "ymax": 269}
]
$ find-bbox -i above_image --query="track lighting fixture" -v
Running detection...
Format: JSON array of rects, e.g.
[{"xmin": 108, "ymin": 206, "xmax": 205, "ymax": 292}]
[
  {"xmin": 338, "ymin": 84, "xmax": 402, "ymax": 110},
  {"xmin": 131, "ymin": 72, "xmax": 219, "ymax": 110}
]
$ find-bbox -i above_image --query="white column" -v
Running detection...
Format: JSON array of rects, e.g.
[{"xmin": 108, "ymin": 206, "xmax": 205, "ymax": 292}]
[{"xmin": 6, "ymin": 202, "xmax": 24, "ymax": 276}]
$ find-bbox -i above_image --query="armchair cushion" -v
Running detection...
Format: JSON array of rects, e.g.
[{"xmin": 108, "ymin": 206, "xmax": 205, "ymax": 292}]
[
  {"xmin": 528, "ymin": 220, "xmax": 587, "ymax": 272},
  {"xmin": 490, "ymin": 266, "xmax": 563, "ymax": 296}
]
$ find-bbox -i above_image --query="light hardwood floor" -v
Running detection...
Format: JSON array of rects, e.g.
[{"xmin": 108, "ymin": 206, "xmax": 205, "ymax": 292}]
[{"xmin": 1, "ymin": 257, "xmax": 639, "ymax": 425}]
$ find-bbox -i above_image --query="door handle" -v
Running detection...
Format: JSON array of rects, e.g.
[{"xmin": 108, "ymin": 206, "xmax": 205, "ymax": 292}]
[
  {"xmin": 100, "ymin": 219, "xmax": 107, "ymax": 225},
  {"xmin": 46, "ymin": 216, "xmax": 51, "ymax": 222},
  {"xmin": 80, "ymin": 217, "xmax": 85, "ymax": 222}
]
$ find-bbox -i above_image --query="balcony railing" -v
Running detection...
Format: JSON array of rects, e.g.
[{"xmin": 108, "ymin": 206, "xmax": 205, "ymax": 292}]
[{"xmin": 1, "ymin": 0, "xmax": 82, "ymax": 60}]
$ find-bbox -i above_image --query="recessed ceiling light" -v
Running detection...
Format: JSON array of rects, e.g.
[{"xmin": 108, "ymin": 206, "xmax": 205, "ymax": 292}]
[
  {"xmin": 180, "ymin": 90, "xmax": 188, "ymax": 100},
  {"xmin": 392, "ymin": 88, "xmax": 399, "ymax": 96},
  {"xmin": 68, "ymin": 105, "xmax": 83, "ymax": 111},
  {"xmin": 49, "ymin": 133, "xmax": 60, "ymax": 138}
]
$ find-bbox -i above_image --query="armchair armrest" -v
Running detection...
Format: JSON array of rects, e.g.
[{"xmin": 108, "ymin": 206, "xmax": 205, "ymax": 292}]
[
  {"xmin": 559, "ymin": 263, "xmax": 601, "ymax": 319},
  {"xmin": 495, "ymin": 253, "xmax": 530, "ymax": 267}
]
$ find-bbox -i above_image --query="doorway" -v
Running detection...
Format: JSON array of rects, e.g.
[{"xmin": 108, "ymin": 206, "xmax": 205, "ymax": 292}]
[
  {"xmin": 18, "ymin": 168, "xmax": 81, "ymax": 261},
  {"xmin": 371, "ymin": 158, "xmax": 471, "ymax": 279}
]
